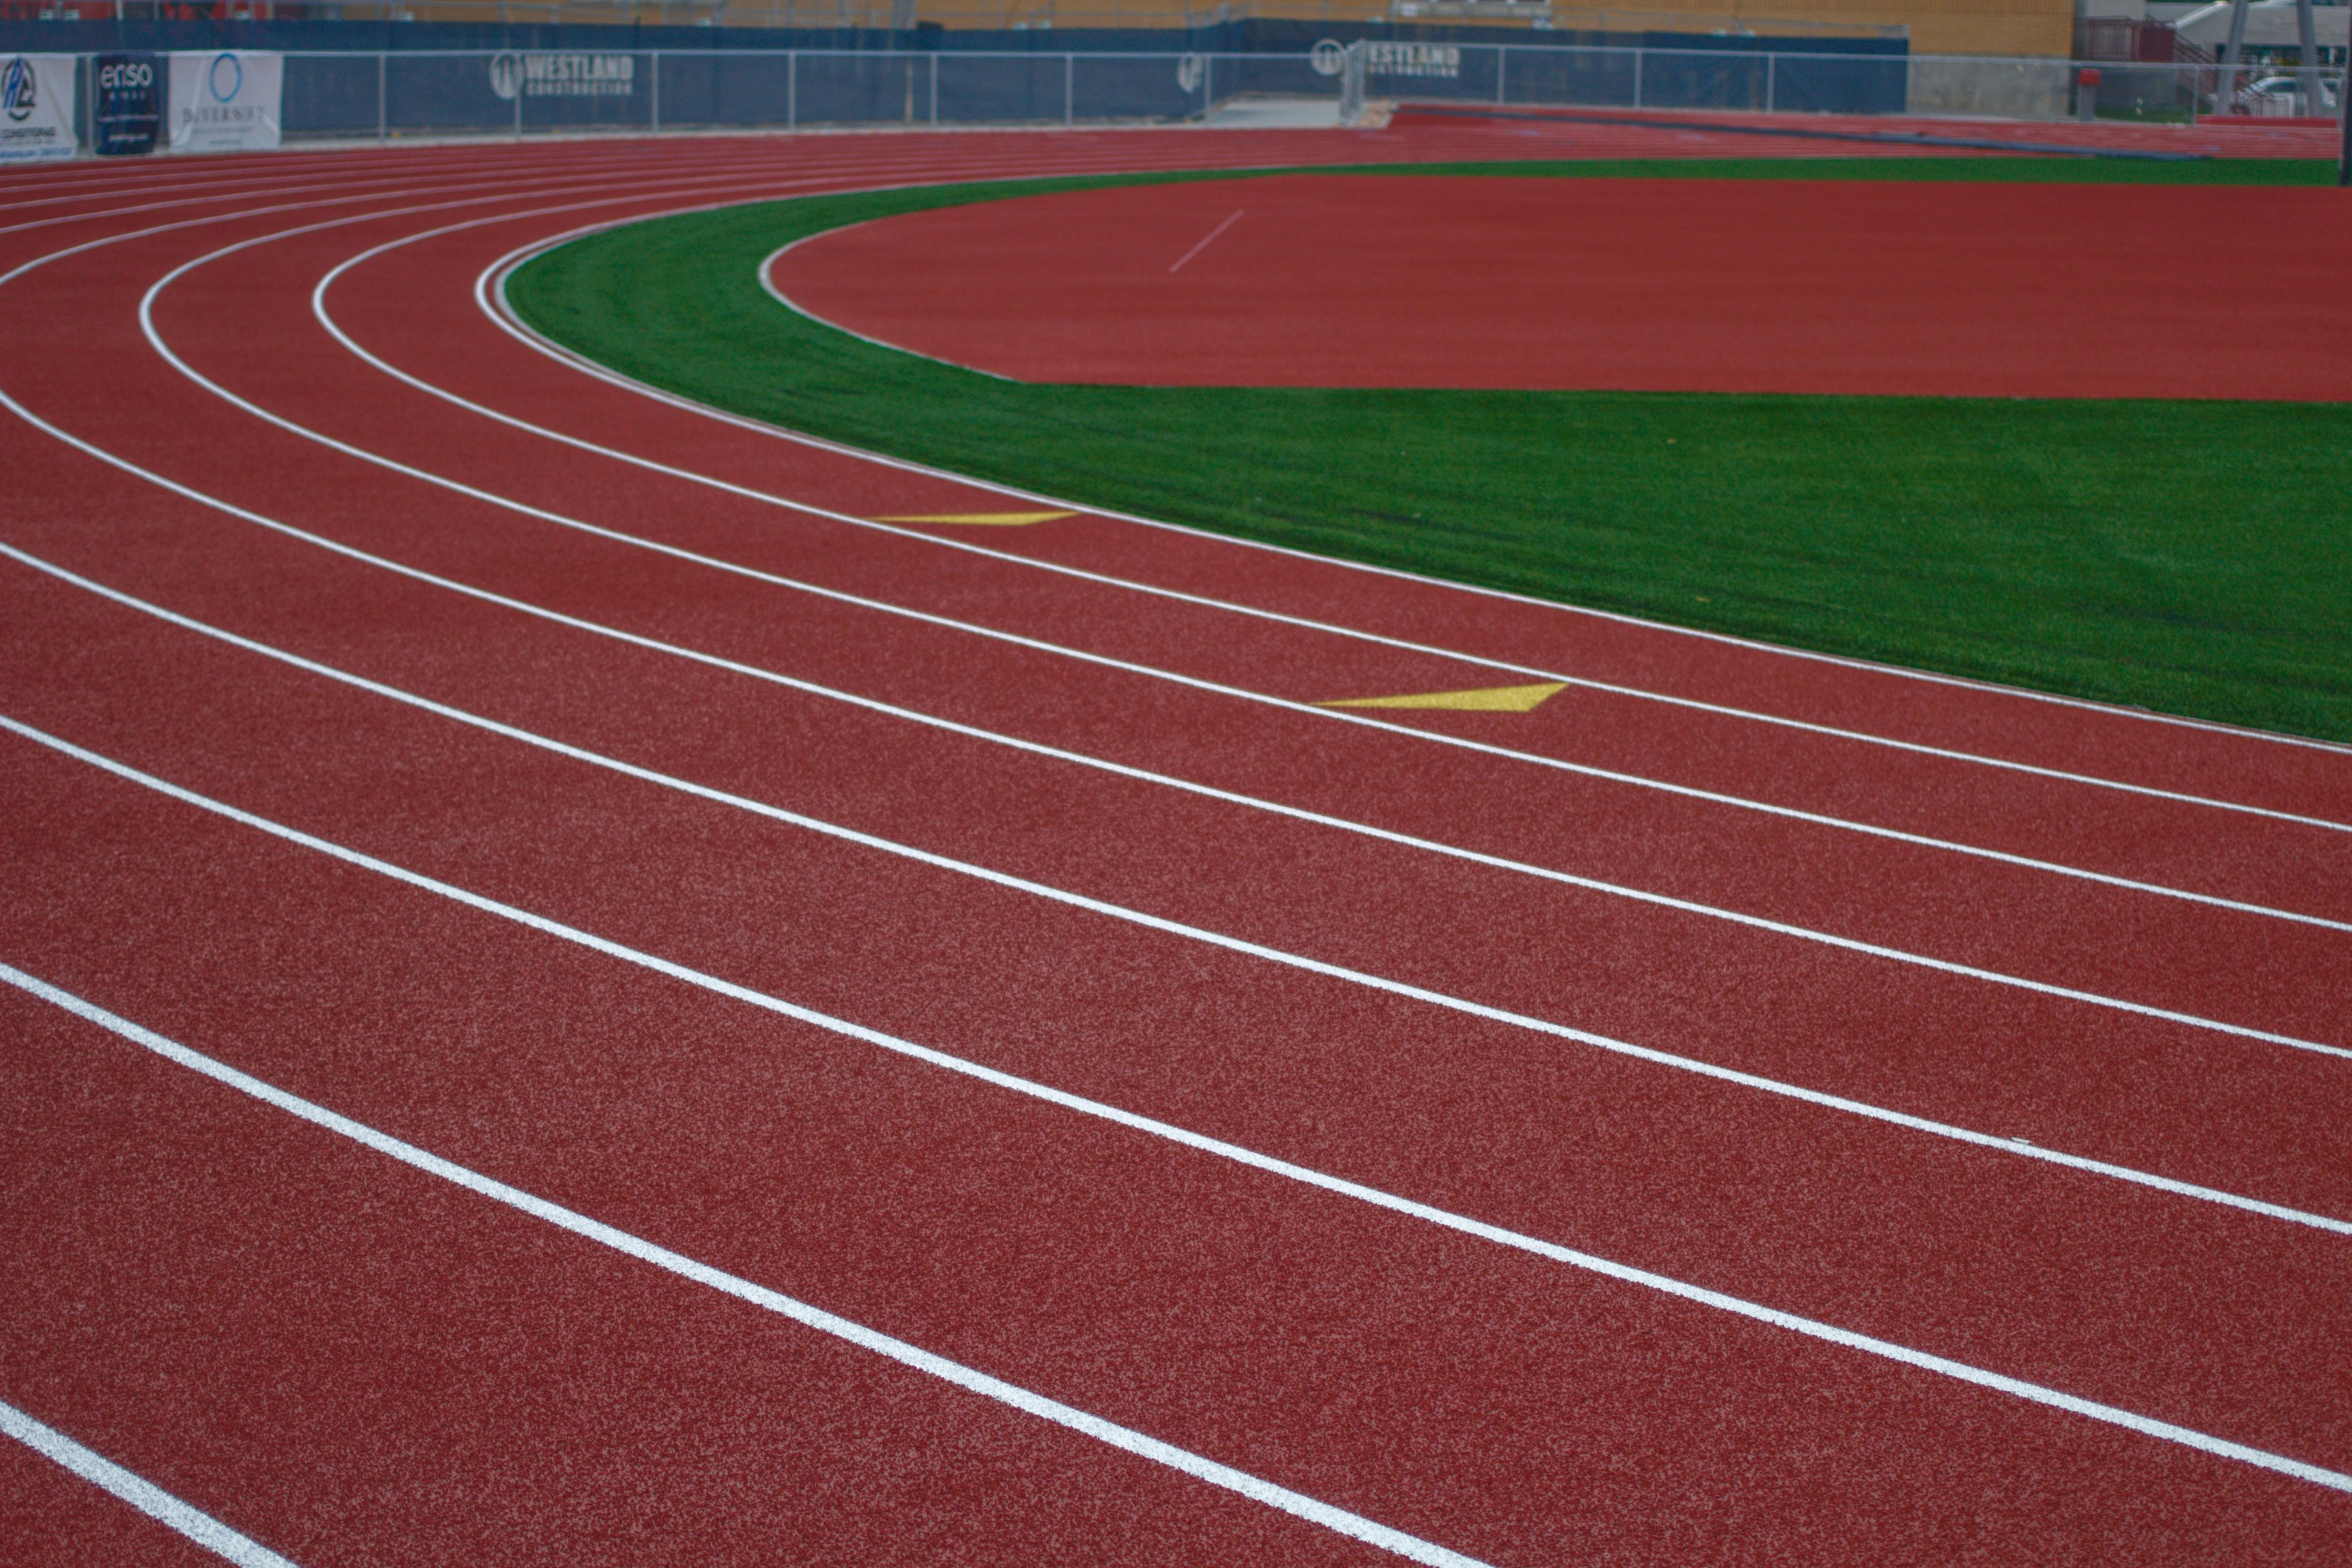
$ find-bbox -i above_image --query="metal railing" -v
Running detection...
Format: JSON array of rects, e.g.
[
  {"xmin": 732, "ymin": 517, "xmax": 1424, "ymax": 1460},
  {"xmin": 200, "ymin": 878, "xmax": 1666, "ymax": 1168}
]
[
  {"xmin": 40, "ymin": 41, "xmax": 2349, "ymax": 153},
  {"xmin": 216, "ymin": 42, "xmax": 1919, "ymax": 140}
]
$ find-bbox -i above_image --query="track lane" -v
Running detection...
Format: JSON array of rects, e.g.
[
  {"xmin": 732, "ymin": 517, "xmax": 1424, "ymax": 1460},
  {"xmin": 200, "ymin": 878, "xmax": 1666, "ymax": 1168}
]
[{"xmin": 8, "ymin": 570, "xmax": 2352, "ymax": 1474}]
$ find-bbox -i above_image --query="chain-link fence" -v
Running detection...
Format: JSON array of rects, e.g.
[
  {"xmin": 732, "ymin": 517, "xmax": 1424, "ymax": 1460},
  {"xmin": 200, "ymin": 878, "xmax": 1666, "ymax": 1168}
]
[{"xmin": 35, "ymin": 41, "xmax": 2352, "ymax": 149}]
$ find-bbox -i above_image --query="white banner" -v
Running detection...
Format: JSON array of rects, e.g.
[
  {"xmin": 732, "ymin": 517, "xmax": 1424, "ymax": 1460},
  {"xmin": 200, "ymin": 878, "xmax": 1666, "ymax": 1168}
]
[
  {"xmin": 1, "ymin": 54, "xmax": 80, "ymax": 165},
  {"xmin": 168, "ymin": 51, "xmax": 281, "ymax": 153}
]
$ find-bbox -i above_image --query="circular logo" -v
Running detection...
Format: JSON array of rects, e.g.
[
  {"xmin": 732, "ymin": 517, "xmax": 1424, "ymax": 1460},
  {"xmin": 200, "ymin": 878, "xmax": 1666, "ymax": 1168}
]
[
  {"xmin": 4, "ymin": 55, "xmax": 38, "ymax": 122},
  {"xmin": 489, "ymin": 52, "xmax": 524, "ymax": 102},
  {"xmin": 1175, "ymin": 53, "xmax": 1205, "ymax": 95},
  {"xmin": 207, "ymin": 52, "xmax": 242, "ymax": 104},
  {"xmin": 1310, "ymin": 39, "xmax": 1348, "ymax": 77}
]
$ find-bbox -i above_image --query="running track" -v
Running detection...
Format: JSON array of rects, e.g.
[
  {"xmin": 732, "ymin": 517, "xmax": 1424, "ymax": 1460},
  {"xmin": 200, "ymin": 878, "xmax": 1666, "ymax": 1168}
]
[{"xmin": 3, "ymin": 120, "xmax": 2350, "ymax": 1567}]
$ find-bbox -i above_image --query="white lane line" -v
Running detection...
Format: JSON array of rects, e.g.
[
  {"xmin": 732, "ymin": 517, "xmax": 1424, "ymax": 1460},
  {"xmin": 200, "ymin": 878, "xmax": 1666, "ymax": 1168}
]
[
  {"xmin": 1167, "ymin": 207, "xmax": 1244, "ymax": 272},
  {"xmin": 485, "ymin": 231, "xmax": 2352, "ymax": 792},
  {"xmin": 10, "ymin": 543, "xmax": 2351, "ymax": 1233},
  {"xmin": 0, "ymin": 966, "xmax": 1490, "ymax": 1568},
  {"xmin": 0, "ymin": 1399, "xmax": 300, "ymax": 1568},
  {"xmin": 95, "ymin": 276, "xmax": 2352, "ymax": 1044},
  {"xmin": 4, "ymin": 799, "xmax": 2347, "ymax": 1503}
]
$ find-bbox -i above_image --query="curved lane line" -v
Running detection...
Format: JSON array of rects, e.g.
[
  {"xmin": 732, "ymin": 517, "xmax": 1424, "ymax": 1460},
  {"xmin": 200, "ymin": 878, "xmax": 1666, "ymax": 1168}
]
[
  {"xmin": 2, "ymin": 766, "xmax": 2346, "ymax": 1502},
  {"xmin": 0, "ymin": 963, "xmax": 1491, "ymax": 1568},
  {"xmin": 7, "ymin": 541, "xmax": 2346, "ymax": 1231}
]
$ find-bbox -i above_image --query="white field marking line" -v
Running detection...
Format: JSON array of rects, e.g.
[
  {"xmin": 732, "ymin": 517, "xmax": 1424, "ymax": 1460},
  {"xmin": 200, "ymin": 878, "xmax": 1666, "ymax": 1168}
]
[
  {"xmin": 0, "ymin": 1399, "xmax": 300, "ymax": 1568},
  {"xmin": 1167, "ymin": 207, "xmax": 1245, "ymax": 272},
  {"xmin": 0, "ymin": 965, "xmax": 1488, "ymax": 1568},
  {"xmin": 2, "ymin": 771, "xmax": 2348, "ymax": 1503},
  {"xmin": 760, "ymin": 216, "xmax": 1026, "ymax": 381},
  {"xmin": 87, "ymin": 270, "xmax": 2352, "ymax": 1059},
  {"xmin": 10, "ymin": 545, "xmax": 2350, "ymax": 1236},
  {"xmin": 484, "ymin": 212, "xmax": 2352, "ymax": 771}
]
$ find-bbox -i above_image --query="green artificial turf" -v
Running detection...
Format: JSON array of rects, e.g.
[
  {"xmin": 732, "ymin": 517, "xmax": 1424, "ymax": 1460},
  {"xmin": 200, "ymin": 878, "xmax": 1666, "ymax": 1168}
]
[{"xmin": 508, "ymin": 158, "xmax": 2352, "ymax": 742}]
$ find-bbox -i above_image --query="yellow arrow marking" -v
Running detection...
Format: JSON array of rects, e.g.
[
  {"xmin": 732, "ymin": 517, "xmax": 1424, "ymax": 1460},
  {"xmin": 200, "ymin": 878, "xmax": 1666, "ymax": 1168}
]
[
  {"xmin": 873, "ymin": 511, "xmax": 1077, "ymax": 526},
  {"xmin": 1316, "ymin": 681, "xmax": 1568, "ymax": 714}
]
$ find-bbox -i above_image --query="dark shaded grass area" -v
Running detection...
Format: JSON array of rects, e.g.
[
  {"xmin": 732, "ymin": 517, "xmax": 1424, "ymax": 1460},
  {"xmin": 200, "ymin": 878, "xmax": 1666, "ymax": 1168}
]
[{"xmin": 509, "ymin": 158, "xmax": 2352, "ymax": 742}]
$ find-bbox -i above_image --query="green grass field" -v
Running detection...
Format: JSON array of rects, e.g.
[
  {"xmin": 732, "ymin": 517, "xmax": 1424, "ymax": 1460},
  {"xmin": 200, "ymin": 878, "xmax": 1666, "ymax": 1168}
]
[{"xmin": 508, "ymin": 159, "xmax": 2352, "ymax": 743}]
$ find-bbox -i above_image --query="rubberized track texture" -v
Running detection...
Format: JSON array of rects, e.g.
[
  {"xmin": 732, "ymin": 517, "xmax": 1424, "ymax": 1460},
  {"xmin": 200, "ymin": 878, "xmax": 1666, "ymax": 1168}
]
[
  {"xmin": 3, "ymin": 121, "xmax": 2350, "ymax": 1568},
  {"xmin": 769, "ymin": 172, "xmax": 2352, "ymax": 397}
]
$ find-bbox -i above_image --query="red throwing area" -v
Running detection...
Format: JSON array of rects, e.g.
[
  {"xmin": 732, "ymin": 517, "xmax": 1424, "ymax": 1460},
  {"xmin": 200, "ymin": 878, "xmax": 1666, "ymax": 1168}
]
[{"xmin": 771, "ymin": 173, "xmax": 2352, "ymax": 400}]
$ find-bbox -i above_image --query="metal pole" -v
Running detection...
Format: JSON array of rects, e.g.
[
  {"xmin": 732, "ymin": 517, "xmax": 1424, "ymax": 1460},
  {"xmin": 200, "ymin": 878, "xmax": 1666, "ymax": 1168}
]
[
  {"xmin": 377, "ymin": 52, "xmax": 386, "ymax": 140},
  {"xmin": 789, "ymin": 49, "xmax": 797, "ymax": 128},
  {"xmin": 651, "ymin": 52, "xmax": 661, "ymax": 132},
  {"xmin": 1496, "ymin": 45, "xmax": 1505, "ymax": 105},
  {"xmin": 1633, "ymin": 46, "xmax": 1643, "ymax": 109},
  {"xmin": 514, "ymin": 61, "xmax": 524, "ymax": 138},
  {"xmin": 929, "ymin": 52, "xmax": 937, "ymax": 126},
  {"xmin": 1766, "ymin": 51, "xmax": 1775, "ymax": 113},
  {"xmin": 2341, "ymin": 48, "xmax": 2351, "ymax": 184},
  {"xmin": 2218, "ymin": 0, "xmax": 2250, "ymax": 113},
  {"xmin": 1065, "ymin": 52, "xmax": 1073, "ymax": 126},
  {"xmin": 2293, "ymin": 0, "xmax": 2320, "ymax": 115}
]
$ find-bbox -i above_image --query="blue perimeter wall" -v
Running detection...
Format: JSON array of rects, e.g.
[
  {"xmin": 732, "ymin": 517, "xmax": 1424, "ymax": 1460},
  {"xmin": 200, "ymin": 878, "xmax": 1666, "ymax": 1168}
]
[{"xmin": 1, "ymin": 18, "xmax": 1909, "ymax": 116}]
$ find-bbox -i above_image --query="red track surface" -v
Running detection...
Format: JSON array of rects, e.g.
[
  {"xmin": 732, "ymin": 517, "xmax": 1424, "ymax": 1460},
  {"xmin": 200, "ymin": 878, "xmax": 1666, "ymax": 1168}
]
[
  {"xmin": 4, "ymin": 119, "xmax": 2351, "ymax": 1567},
  {"xmin": 774, "ymin": 172, "xmax": 2352, "ymax": 397}
]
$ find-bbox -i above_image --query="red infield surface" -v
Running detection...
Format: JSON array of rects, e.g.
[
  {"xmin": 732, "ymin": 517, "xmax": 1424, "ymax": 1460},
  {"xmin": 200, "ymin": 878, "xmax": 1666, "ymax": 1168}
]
[
  {"xmin": 772, "ymin": 171, "xmax": 2352, "ymax": 398},
  {"xmin": 3, "ymin": 116, "xmax": 2351, "ymax": 1568}
]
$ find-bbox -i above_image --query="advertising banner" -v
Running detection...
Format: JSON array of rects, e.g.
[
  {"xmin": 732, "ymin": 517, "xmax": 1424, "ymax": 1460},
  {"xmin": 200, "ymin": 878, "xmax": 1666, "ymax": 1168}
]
[
  {"xmin": 95, "ymin": 52, "xmax": 161, "ymax": 157},
  {"xmin": 1, "ymin": 53, "xmax": 80, "ymax": 165},
  {"xmin": 168, "ymin": 51, "xmax": 282, "ymax": 153}
]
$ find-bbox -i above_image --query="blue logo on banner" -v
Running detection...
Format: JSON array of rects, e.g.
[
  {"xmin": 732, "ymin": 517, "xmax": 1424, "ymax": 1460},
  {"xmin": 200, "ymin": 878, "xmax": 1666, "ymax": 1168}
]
[
  {"xmin": 208, "ymin": 52, "xmax": 242, "ymax": 104},
  {"xmin": 2, "ymin": 55, "xmax": 34, "ymax": 123}
]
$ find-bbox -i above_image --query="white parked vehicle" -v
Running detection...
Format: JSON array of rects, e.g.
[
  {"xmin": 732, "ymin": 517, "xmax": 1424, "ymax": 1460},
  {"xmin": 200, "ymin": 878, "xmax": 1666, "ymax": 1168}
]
[{"xmin": 2240, "ymin": 73, "xmax": 2339, "ymax": 114}]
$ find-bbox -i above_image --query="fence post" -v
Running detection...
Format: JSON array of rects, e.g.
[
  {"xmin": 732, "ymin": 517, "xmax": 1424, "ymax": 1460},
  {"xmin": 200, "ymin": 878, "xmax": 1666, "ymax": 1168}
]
[
  {"xmin": 1204, "ymin": 53, "xmax": 1213, "ymax": 114},
  {"xmin": 651, "ymin": 52, "xmax": 661, "ymax": 133},
  {"xmin": 1766, "ymin": 51, "xmax": 1775, "ymax": 113},
  {"xmin": 930, "ymin": 53, "xmax": 938, "ymax": 126},
  {"xmin": 514, "ymin": 60, "xmax": 524, "ymax": 138},
  {"xmin": 789, "ymin": 51, "xmax": 798, "ymax": 129},
  {"xmin": 377, "ymin": 52, "xmax": 386, "ymax": 141},
  {"xmin": 1064, "ymin": 53, "xmax": 1074, "ymax": 125},
  {"xmin": 1633, "ymin": 47, "xmax": 1643, "ymax": 109},
  {"xmin": 1496, "ymin": 45, "xmax": 1506, "ymax": 104}
]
